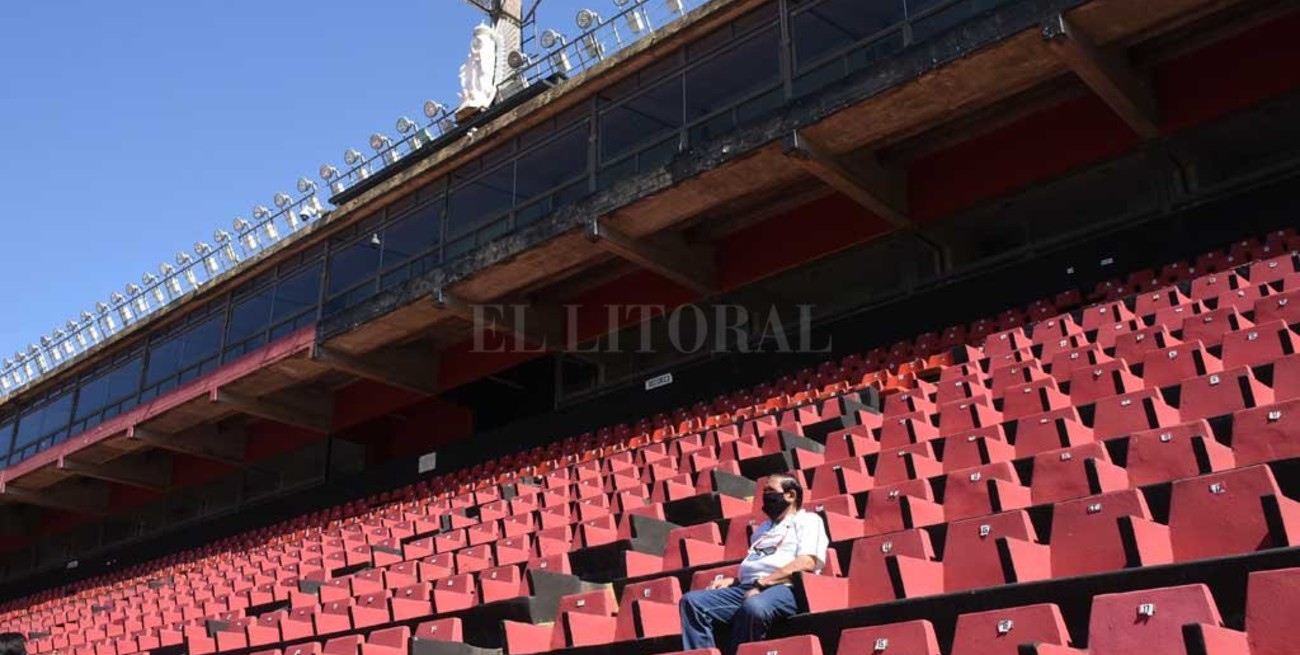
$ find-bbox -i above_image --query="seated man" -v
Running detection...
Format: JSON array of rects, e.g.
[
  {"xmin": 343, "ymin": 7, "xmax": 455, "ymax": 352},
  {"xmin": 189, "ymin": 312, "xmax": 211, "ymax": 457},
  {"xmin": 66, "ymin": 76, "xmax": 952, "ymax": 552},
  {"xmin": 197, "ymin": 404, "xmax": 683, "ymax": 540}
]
[{"xmin": 679, "ymin": 473, "xmax": 828, "ymax": 655}]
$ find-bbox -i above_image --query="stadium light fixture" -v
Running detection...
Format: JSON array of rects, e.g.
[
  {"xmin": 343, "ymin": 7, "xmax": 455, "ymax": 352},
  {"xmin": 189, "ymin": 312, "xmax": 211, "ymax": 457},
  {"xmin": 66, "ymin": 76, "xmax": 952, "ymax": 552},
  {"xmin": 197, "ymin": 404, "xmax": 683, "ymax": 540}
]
[
  {"xmin": 143, "ymin": 271, "xmax": 167, "ymax": 306},
  {"xmin": 344, "ymin": 147, "xmax": 371, "ymax": 179},
  {"xmin": 667, "ymin": 0, "xmax": 684, "ymax": 14},
  {"xmin": 195, "ymin": 241, "xmax": 221, "ymax": 276},
  {"xmin": 53, "ymin": 328, "xmax": 74, "ymax": 358},
  {"xmin": 29, "ymin": 344, "xmax": 48, "ymax": 374},
  {"xmin": 110, "ymin": 291, "xmax": 134, "ymax": 324},
  {"xmin": 541, "ymin": 30, "xmax": 573, "ymax": 75},
  {"xmin": 576, "ymin": 10, "xmax": 605, "ymax": 60},
  {"xmin": 425, "ymin": 101, "xmax": 456, "ymax": 134},
  {"xmin": 233, "ymin": 217, "xmax": 260, "ymax": 252},
  {"xmin": 175, "ymin": 251, "xmax": 200, "ymax": 288},
  {"xmin": 253, "ymin": 205, "xmax": 281, "ymax": 241},
  {"xmin": 371, "ymin": 133, "xmax": 400, "ymax": 166},
  {"xmin": 298, "ymin": 177, "xmax": 324, "ymax": 214},
  {"xmin": 159, "ymin": 263, "xmax": 183, "ymax": 297},
  {"xmin": 275, "ymin": 191, "xmax": 304, "ymax": 231},
  {"xmin": 214, "ymin": 230, "xmax": 240, "ymax": 266},
  {"xmin": 125, "ymin": 282, "xmax": 149, "ymax": 315},
  {"xmin": 612, "ymin": 0, "xmax": 647, "ymax": 34},
  {"xmin": 77, "ymin": 312, "xmax": 101, "ymax": 345},
  {"xmin": 396, "ymin": 116, "xmax": 429, "ymax": 151},
  {"xmin": 41, "ymin": 336, "xmax": 60, "ymax": 363},
  {"xmin": 320, "ymin": 164, "xmax": 346, "ymax": 195},
  {"xmin": 97, "ymin": 301, "xmax": 118, "ymax": 334}
]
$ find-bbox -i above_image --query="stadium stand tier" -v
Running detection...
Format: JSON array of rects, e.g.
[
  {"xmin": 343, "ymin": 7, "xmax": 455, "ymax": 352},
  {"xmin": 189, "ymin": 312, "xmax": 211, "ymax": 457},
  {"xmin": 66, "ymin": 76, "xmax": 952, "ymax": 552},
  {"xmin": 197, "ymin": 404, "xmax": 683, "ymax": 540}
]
[{"xmin": 2, "ymin": 0, "xmax": 1300, "ymax": 654}]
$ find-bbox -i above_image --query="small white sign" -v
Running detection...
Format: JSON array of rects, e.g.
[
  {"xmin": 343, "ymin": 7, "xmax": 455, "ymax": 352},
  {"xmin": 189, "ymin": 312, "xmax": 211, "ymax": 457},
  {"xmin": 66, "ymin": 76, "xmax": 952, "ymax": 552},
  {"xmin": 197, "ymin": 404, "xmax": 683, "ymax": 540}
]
[
  {"xmin": 645, "ymin": 372, "xmax": 674, "ymax": 391},
  {"xmin": 418, "ymin": 452, "xmax": 438, "ymax": 474}
]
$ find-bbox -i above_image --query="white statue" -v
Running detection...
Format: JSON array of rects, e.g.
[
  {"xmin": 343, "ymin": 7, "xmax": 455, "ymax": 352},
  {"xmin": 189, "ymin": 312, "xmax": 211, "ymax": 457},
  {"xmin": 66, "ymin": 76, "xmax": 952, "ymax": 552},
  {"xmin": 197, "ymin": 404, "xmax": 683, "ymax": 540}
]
[{"xmin": 458, "ymin": 23, "xmax": 499, "ymax": 113}]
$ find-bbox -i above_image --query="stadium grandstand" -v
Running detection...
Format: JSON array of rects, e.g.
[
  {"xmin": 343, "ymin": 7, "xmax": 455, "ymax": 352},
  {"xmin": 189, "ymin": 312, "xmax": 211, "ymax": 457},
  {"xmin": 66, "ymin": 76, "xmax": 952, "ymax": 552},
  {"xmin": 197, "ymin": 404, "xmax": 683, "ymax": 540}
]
[{"xmin": 2, "ymin": 0, "xmax": 1300, "ymax": 653}]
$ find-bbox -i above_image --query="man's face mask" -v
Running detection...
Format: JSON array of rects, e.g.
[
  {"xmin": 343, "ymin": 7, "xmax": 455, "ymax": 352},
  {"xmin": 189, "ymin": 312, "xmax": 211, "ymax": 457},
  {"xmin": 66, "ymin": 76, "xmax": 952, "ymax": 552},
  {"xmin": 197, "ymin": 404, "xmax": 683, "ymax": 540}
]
[{"xmin": 761, "ymin": 490, "xmax": 791, "ymax": 520}]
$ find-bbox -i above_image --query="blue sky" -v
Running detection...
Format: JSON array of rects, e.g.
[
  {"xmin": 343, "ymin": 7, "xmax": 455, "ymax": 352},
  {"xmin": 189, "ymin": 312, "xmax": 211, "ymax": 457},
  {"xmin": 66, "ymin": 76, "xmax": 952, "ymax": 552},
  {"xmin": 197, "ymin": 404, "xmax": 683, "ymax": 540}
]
[{"xmin": 0, "ymin": 0, "xmax": 594, "ymax": 363}]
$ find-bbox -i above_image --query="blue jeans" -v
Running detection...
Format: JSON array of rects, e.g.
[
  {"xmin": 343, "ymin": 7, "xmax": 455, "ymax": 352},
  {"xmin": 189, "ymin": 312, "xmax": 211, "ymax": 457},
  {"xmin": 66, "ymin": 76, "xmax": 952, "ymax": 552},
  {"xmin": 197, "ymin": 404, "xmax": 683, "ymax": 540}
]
[{"xmin": 679, "ymin": 583, "xmax": 798, "ymax": 655}]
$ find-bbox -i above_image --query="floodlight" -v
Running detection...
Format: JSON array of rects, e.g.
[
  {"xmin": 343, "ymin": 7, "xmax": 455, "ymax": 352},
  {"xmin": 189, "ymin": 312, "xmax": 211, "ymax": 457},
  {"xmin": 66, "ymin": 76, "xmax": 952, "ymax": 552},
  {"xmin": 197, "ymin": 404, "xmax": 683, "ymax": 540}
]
[
  {"xmin": 143, "ymin": 271, "xmax": 167, "ymax": 305},
  {"xmin": 253, "ymin": 205, "xmax": 281, "ymax": 241},
  {"xmin": 320, "ymin": 164, "xmax": 346, "ymax": 195},
  {"xmin": 214, "ymin": 230, "xmax": 240, "ymax": 265},
  {"xmin": 29, "ymin": 345, "xmax": 48, "ymax": 374},
  {"xmin": 423, "ymin": 101, "xmax": 446, "ymax": 119},
  {"xmin": 541, "ymin": 29, "xmax": 565, "ymax": 49},
  {"xmin": 297, "ymin": 176, "xmax": 317, "ymax": 196},
  {"xmin": 109, "ymin": 292, "xmax": 133, "ymax": 324},
  {"xmin": 576, "ymin": 8, "xmax": 599, "ymax": 29},
  {"xmin": 160, "ymin": 263, "xmax": 184, "ymax": 297},
  {"xmin": 273, "ymin": 192, "xmax": 294, "ymax": 209},
  {"xmin": 233, "ymin": 217, "xmax": 259, "ymax": 251},
  {"xmin": 175, "ymin": 251, "xmax": 200, "ymax": 288},
  {"xmin": 667, "ymin": 0, "xmax": 684, "ymax": 13},
  {"xmin": 396, "ymin": 116, "xmax": 429, "ymax": 151},
  {"xmin": 345, "ymin": 148, "xmax": 371, "ymax": 179},
  {"xmin": 78, "ymin": 312, "xmax": 101, "ymax": 344},
  {"xmin": 195, "ymin": 241, "xmax": 221, "ymax": 275},
  {"xmin": 53, "ymin": 328, "xmax": 74, "ymax": 358},
  {"xmin": 370, "ymin": 233, "xmax": 382, "ymax": 247},
  {"xmin": 125, "ymin": 282, "xmax": 149, "ymax": 315},
  {"xmin": 371, "ymin": 133, "xmax": 400, "ymax": 165},
  {"xmin": 507, "ymin": 49, "xmax": 530, "ymax": 69},
  {"xmin": 41, "ymin": 336, "xmax": 60, "ymax": 363}
]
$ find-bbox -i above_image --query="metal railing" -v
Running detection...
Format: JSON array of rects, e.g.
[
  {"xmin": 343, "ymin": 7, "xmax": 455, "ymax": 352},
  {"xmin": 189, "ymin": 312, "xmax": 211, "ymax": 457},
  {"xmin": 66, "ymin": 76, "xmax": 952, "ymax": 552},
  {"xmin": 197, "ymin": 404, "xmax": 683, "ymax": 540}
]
[{"xmin": 0, "ymin": 0, "xmax": 700, "ymax": 403}]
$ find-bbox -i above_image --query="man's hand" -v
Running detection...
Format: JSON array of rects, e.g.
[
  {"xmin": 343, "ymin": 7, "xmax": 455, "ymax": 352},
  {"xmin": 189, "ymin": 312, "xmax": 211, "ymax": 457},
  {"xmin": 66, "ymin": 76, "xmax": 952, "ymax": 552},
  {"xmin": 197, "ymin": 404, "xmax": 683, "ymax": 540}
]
[
  {"xmin": 744, "ymin": 578, "xmax": 769, "ymax": 598},
  {"xmin": 706, "ymin": 576, "xmax": 735, "ymax": 590}
]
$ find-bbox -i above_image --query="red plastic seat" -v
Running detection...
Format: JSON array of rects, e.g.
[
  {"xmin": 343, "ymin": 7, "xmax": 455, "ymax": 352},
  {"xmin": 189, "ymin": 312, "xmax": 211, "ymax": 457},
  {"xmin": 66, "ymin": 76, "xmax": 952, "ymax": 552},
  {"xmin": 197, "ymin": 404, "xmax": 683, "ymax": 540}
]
[
  {"xmin": 835, "ymin": 621, "xmax": 937, "ymax": 655},
  {"xmin": 862, "ymin": 480, "xmax": 944, "ymax": 536},
  {"xmin": 1245, "ymin": 566, "xmax": 1300, "ymax": 655},
  {"xmin": 1181, "ymin": 306, "xmax": 1253, "ymax": 347},
  {"xmin": 950, "ymin": 604, "xmax": 1072, "ymax": 655},
  {"xmin": 1232, "ymin": 399, "xmax": 1300, "ymax": 466},
  {"xmin": 936, "ymin": 398, "xmax": 1003, "ymax": 438},
  {"xmin": 1168, "ymin": 465, "xmax": 1300, "ymax": 562},
  {"xmin": 362, "ymin": 627, "xmax": 409, "ymax": 655},
  {"xmin": 1124, "ymin": 420, "xmax": 1235, "ymax": 486},
  {"xmin": 1050, "ymin": 489, "xmax": 1171, "ymax": 577},
  {"xmin": 801, "ymin": 529, "xmax": 942, "ymax": 613},
  {"xmin": 1140, "ymin": 340, "xmax": 1221, "ymax": 388},
  {"xmin": 413, "ymin": 617, "xmax": 462, "ymax": 643},
  {"xmin": 1001, "ymin": 379, "xmax": 1069, "ymax": 421},
  {"xmin": 1114, "ymin": 326, "xmax": 1180, "ymax": 364},
  {"xmin": 1085, "ymin": 583, "xmax": 1238, "ymax": 655},
  {"xmin": 1220, "ymin": 320, "xmax": 1298, "ymax": 369},
  {"xmin": 1093, "ymin": 388, "xmax": 1180, "ymax": 439},
  {"xmin": 1254, "ymin": 288, "xmax": 1300, "ymax": 326},
  {"xmin": 941, "ymin": 462, "xmax": 1031, "ymax": 521},
  {"xmin": 943, "ymin": 511, "xmax": 1049, "ymax": 592},
  {"xmin": 614, "ymin": 577, "xmax": 682, "ymax": 641},
  {"xmin": 1177, "ymin": 366, "xmax": 1272, "ymax": 421},
  {"xmin": 941, "ymin": 426, "xmax": 1015, "ymax": 472},
  {"xmin": 1014, "ymin": 408, "xmax": 1094, "ymax": 457},
  {"xmin": 1029, "ymin": 442, "xmax": 1128, "ymax": 505},
  {"xmin": 1068, "ymin": 360, "xmax": 1143, "ymax": 405},
  {"xmin": 737, "ymin": 635, "xmax": 822, "ymax": 655}
]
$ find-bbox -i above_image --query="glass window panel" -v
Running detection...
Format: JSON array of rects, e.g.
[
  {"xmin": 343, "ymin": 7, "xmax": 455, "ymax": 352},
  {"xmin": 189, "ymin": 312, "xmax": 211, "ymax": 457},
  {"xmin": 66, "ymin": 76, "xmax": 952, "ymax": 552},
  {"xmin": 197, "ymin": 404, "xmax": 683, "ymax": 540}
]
[
  {"xmin": 684, "ymin": 28, "xmax": 780, "ymax": 123},
  {"xmin": 273, "ymin": 262, "xmax": 322, "ymax": 325},
  {"xmin": 382, "ymin": 203, "xmax": 442, "ymax": 270},
  {"xmin": 0, "ymin": 418, "xmax": 14, "ymax": 455},
  {"xmin": 327, "ymin": 237, "xmax": 382, "ymax": 297},
  {"xmin": 145, "ymin": 315, "xmax": 223, "ymax": 386},
  {"xmin": 226, "ymin": 287, "xmax": 274, "ymax": 346},
  {"xmin": 15, "ymin": 391, "xmax": 73, "ymax": 449},
  {"xmin": 75, "ymin": 357, "xmax": 142, "ymax": 421},
  {"xmin": 792, "ymin": 0, "xmax": 904, "ymax": 72},
  {"xmin": 910, "ymin": 0, "xmax": 1010, "ymax": 42},
  {"xmin": 600, "ymin": 79, "xmax": 683, "ymax": 162},
  {"xmin": 515, "ymin": 125, "xmax": 589, "ymax": 201},
  {"xmin": 446, "ymin": 164, "xmax": 515, "ymax": 239}
]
